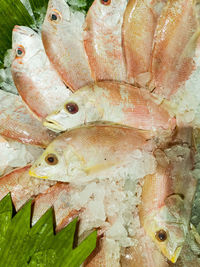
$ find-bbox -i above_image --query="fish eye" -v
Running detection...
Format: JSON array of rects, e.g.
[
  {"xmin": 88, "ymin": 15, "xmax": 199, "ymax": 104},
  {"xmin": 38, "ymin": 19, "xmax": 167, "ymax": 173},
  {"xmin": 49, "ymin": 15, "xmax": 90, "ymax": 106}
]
[
  {"xmin": 45, "ymin": 153, "xmax": 58, "ymax": 165},
  {"xmin": 155, "ymin": 229, "xmax": 167, "ymax": 242},
  {"xmin": 100, "ymin": 0, "xmax": 111, "ymax": 5},
  {"xmin": 65, "ymin": 102, "xmax": 79, "ymax": 114},
  {"xmin": 49, "ymin": 9, "xmax": 62, "ymax": 23},
  {"xmin": 16, "ymin": 46, "xmax": 25, "ymax": 57}
]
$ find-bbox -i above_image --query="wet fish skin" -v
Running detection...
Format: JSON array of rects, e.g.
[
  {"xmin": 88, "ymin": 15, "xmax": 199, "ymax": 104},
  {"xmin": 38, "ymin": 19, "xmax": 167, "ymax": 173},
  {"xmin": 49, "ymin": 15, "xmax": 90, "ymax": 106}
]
[
  {"xmin": 0, "ymin": 90, "xmax": 56, "ymax": 147},
  {"xmin": 11, "ymin": 26, "xmax": 72, "ymax": 120},
  {"xmin": 42, "ymin": 0, "xmax": 93, "ymax": 91},
  {"xmin": 83, "ymin": 0, "xmax": 128, "ymax": 82},
  {"xmin": 150, "ymin": 0, "xmax": 199, "ymax": 99},
  {"xmin": 122, "ymin": 0, "xmax": 156, "ymax": 81}
]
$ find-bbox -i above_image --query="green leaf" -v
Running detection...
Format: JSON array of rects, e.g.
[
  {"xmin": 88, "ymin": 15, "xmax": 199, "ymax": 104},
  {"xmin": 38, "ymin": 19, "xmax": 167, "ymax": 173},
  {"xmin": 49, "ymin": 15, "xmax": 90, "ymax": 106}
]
[
  {"xmin": 0, "ymin": 0, "xmax": 34, "ymax": 67},
  {"xmin": 0, "ymin": 193, "xmax": 13, "ymax": 245},
  {"xmin": 0, "ymin": 194, "xmax": 97, "ymax": 266}
]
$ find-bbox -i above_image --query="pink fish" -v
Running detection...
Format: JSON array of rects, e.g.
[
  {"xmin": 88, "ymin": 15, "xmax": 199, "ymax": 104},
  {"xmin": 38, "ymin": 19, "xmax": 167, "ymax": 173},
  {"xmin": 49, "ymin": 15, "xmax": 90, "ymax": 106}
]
[
  {"xmin": 139, "ymin": 128, "xmax": 196, "ymax": 263},
  {"xmin": 44, "ymin": 81, "xmax": 176, "ymax": 133},
  {"xmin": 11, "ymin": 26, "xmax": 72, "ymax": 120},
  {"xmin": 42, "ymin": 0, "xmax": 93, "ymax": 91},
  {"xmin": 122, "ymin": 0, "xmax": 156, "ymax": 83},
  {"xmin": 150, "ymin": 0, "xmax": 199, "ymax": 98},
  {"xmin": 83, "ymin": 0, "xmax": 128, "ymax": 82}
]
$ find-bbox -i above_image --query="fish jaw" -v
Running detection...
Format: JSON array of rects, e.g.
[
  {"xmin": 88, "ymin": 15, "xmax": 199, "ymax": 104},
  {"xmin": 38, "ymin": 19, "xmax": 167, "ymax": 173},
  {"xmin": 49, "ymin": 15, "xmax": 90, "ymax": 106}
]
[
  {"xmin": 43, "ymin": 112, "xmax": 67, "ymax": 132},
  {"xmin": 43, "ymin": 107, "xmax": 86, "ymax": 132}
]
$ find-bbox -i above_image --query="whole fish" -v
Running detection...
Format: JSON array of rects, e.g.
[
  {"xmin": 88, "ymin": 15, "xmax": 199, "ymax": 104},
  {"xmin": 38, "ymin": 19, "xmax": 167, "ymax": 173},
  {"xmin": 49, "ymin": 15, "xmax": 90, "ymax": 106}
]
[
  {"xmin": 29, "ymin": 125, "xmax": 156, "ymax": 183},
  {"xmin": 11, "ymin": 26, "xmax": 72, "ymax": 120},
  {"xmin": 139, "ymin": 133, "xmax": 196, "ymax": 263},
  {"xmin": 0, "ymin": 135, "xmax": 42, "ymax": 176},
  {"xmin": 122, "ymin": 0, "xmax": 156, "ymax": 82},
  {"xmin": 42, "ymin": 0, "xmax": 93, "ymax": 91},
  {"xmin": 0, "ymin": 165, "xmax": 54, "ymax": 211},
  {"xmin": 83, "ymin": 0, "xmax": 128, "ymax": 82},
  {"xmin": 0, "ymin": 90, "xmax": 56, "ymax": 147},
  {"xmin": 44, "ymin": 81, "xmax": 175, "ymax": 132},
  {"xmin": 150, "ymin": 0, "xmax": 199, "ymax": 99}
]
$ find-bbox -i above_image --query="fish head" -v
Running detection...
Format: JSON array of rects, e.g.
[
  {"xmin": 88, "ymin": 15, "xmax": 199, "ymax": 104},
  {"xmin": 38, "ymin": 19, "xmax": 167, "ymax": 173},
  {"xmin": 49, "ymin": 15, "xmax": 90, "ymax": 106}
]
[
  {"xmin": 143, "ymin": 195, "xmax": 188, "ymax": 263},
  {"xmin": 43, "ymin": 86, "xmax": 103, "ymax": 132},
  {"xmin": 29, "ymin": 136, "xmax": 86, "ymax": 182},
  {"xmin": 12, "ymin": 26, "xmax": 42, "ymax": 67},
  {"xmin": 93, "ymin": 0, "xmax": 127, "ymax": 27},
  {"xmin": 42, "ymin": 0, "xmax": 70, "ymax": 33},
  {"xmin": 29, "ymin": 140, "xmax": 67, "ymax": 181}
]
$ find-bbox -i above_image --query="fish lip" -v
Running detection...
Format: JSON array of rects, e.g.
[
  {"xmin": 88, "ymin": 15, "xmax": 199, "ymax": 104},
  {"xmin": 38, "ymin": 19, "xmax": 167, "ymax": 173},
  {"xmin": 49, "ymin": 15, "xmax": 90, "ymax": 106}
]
[
  {"xmin": 169, "ymin": 246, "xmax": 183, "ymax": 263},
  {"xmin": 13, "ymin": 25, "xmax": 35, "ymax": 37},
  {"xmin": 29, "ymin": 168, "xmax": 48, "ymax": 179},
  {"xmin": 43, "ymin": 119, "xmax": 66, "ymax": 132}
]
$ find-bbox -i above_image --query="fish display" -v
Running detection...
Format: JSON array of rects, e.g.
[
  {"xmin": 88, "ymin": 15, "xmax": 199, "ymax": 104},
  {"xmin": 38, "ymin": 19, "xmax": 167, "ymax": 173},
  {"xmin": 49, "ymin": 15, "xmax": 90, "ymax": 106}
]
[
  {"xmin": 42, "ymin": 0, "xmax": 93, "ymax": 91},
  {"xmin": 11, "ymin": 26, "xmax": 72, "ymax": 120},
  {"xmin": 1, "ymin": 0, "xmax": 200, "ymax": 265},
  {"xmin": 44, "ymin": 81, "xmax": 175, "ymax": 132}
]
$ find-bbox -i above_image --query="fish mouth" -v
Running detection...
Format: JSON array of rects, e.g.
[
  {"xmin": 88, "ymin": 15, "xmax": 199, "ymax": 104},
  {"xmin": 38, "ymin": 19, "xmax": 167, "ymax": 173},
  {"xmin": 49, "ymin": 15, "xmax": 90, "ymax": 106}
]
[
  {"xmin": 13, "ymin": 25, "xmax": 35, "ymax": 37},
  {"xmin": 29, "ymin": 168, "xmax": 48, "ymax": 179},
  {"xmin": 43, "ymin": 118, "xmax": 65, "ymax": 132},
  {"xmin": 168, "ymin": 246, "xmax": 182, "ymax": 263}
]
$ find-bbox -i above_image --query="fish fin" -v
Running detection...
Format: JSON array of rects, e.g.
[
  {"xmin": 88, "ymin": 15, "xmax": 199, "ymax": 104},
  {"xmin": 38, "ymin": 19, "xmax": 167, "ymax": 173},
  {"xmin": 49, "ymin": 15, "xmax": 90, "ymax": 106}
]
[{"xmin": 84, "ymin": 162, "xmax": 116, "ymax": 175}]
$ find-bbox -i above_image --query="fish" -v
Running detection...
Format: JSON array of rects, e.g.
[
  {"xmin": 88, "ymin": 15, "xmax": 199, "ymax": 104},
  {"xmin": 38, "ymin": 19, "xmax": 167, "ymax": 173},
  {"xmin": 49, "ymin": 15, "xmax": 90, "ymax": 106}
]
[
  {"xmin": 122, "ymin": 0, "xmax": 156, "ymax": 83},
  {"xmin": 11, "ymin": 26, "xmax": 72, "ymax": 120},
  {"xmin": 139, "ymin": 132, "xmax": 196, "ymax": 263},
  {"xmin": 150, "ymin": 0, "xmax": 199, "ymax": 99},
  {"xmin": 0, "ymin": 135, "xmax": 43, "ymax": 176},
  {"xmin": 83, "ymin": 0, "xmax": 128, "ymax": 82},
  {"xmin": 0, "ymin": 165, "xmax": 54, "ymax": 211},
  {"xmin": 42, "ymin": 0, "xmax": 93, "ymax": 91},
  {"xmin": 44, "ymin": 81, "xmax": 176, "ymax": 132},
  {"xmin": 0, "ymin": 90, "xmax": 56, "ymax": 147},
  {"xmin": 29, "ymin": 124, "xmax": 155, "ymax": 183}
]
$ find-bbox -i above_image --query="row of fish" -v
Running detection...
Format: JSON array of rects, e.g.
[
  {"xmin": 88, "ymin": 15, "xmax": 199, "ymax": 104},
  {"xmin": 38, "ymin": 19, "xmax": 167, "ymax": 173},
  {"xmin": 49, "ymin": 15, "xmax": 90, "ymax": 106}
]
[{"xmin": 1, "ymin": 0, "xmax": 200, "ymax": 265}]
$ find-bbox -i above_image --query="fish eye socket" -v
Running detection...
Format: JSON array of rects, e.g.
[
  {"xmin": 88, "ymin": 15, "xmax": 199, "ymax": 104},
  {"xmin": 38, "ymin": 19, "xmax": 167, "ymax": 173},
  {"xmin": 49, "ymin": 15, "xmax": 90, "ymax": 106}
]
[
  {"xmin": 45, "ymin": 153, "xmax": 58, "ymax": 165},
  {"xmin": 16, "ymin": 46, "xmax": 25, "ymax": 57},
  {"xmin": 49, "ymin": 10, "xmax": 61, "ymax": 23},
  {"xmin": 65, "ymin": 102, "xmax": 79, "ymax": 114},
  {"xmin": 155, "ymin": 229, "xmax": 167, "ymax": 242},
  {"xmin": 100, "ymin": 0, "xmax": 111, "ymax": 5}
]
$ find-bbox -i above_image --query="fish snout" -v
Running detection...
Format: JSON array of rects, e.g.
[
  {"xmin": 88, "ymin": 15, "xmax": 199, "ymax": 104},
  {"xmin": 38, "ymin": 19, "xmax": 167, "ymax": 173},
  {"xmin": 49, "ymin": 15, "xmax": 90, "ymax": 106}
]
[{"xmin": 43, "ymin": 117, "xmax": 65, "ymax": 132}]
